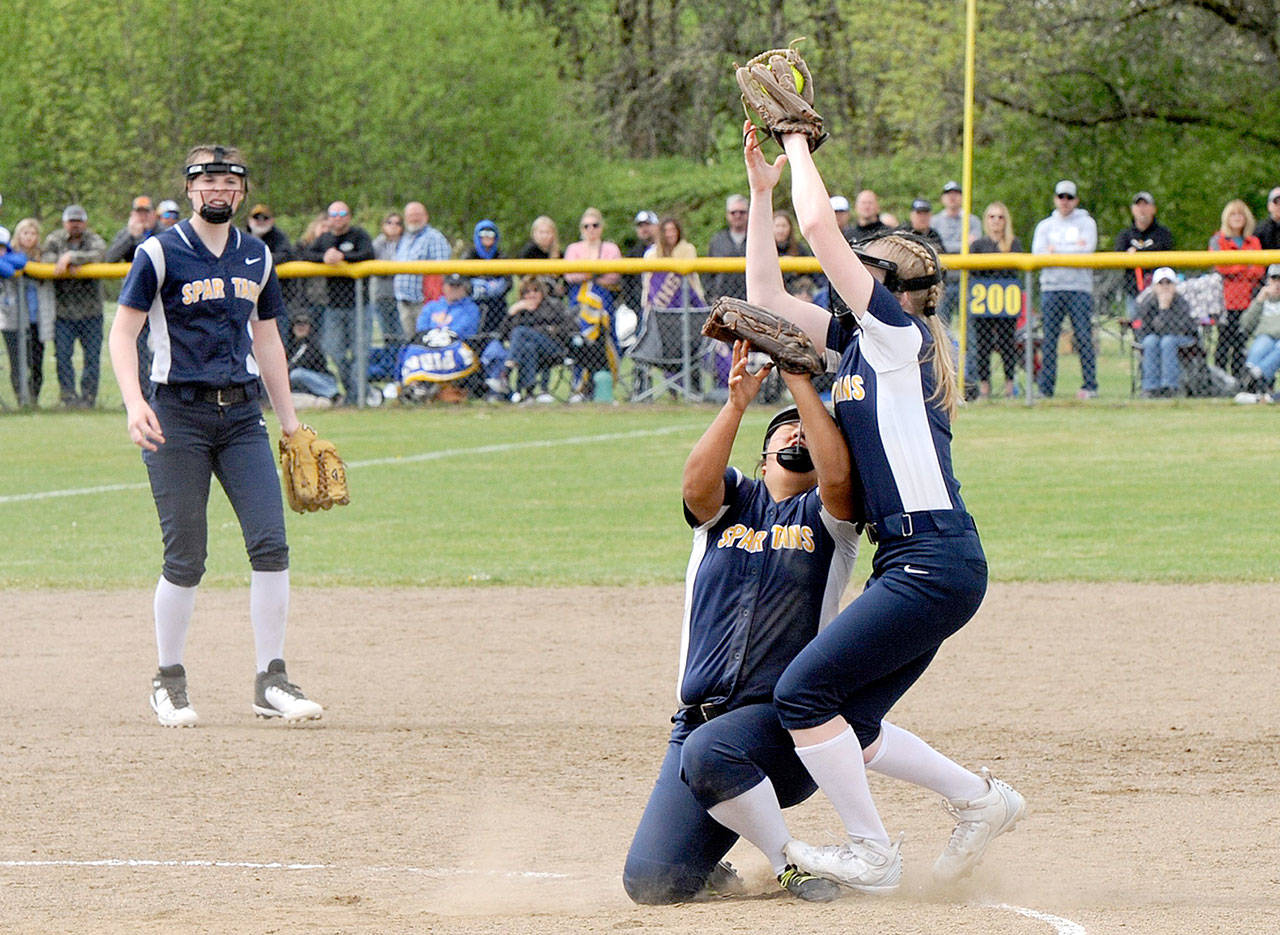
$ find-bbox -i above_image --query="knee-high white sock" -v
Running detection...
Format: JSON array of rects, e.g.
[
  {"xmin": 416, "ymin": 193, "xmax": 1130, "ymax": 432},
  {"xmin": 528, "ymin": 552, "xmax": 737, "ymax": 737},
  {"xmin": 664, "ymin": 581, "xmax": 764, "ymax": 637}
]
[
  {"xmin": 865, "ymin": 721, "xmax": 987, "ymax": 801},
  {"xmin": 250, "ymin": 569, "xmax": 289, "ymax": 672},
  {"xmin": 707, "ymin": 778, "xmax": 793, "ymax": 875},
  {"xmin": 794, "ymin": 726, "xmax": 889, "ymax": 846},
  {"xmin": 154, "ymin": 577, "xmax": 197, "ymax": 668}
]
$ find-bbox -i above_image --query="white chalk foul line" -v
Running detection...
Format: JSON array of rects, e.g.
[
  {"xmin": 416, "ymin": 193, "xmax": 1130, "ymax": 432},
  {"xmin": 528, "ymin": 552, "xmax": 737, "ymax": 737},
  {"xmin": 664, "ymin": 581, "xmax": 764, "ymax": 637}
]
[
  {"xmin": 0, "ymin": 858, "xmax": 567, "ymax": 880},
  {"xmin": 988, "ymin": 902, "xmax": 1087, "ymax": 935},
  {"xmin": 0, "ymin": 424, "xmax": 702, "ymax": 505}
]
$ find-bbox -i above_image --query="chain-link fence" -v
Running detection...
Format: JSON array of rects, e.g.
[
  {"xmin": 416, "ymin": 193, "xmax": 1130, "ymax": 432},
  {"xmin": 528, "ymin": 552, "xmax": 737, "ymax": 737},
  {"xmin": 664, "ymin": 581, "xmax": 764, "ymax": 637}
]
[{"xmin": 5, "ymin": 251, "xmax": 1279, "ymax": 411}]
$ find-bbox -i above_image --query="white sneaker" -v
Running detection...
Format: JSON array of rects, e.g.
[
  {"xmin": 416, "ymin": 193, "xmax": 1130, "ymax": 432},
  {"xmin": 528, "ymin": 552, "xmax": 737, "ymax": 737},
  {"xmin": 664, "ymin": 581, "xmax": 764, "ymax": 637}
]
[
  {"xmin": 535, "ymin": 393, "xmax": 555, "ymax": 404},
  {"xmin": 253, "ymin": 659, "xmax": 323, "ymax": 721},
  {"xmin": 567, "ymin": 393, "xmax": 586, "ymax": 404},
  {"xmin": 151, "ymin": 665, "xmax": 199, "ymax": 727},
  {"xmin": 933, "ymin": 768, "xmax": 1026, "ymax": 882},
  {"xmin": 783, "ymin": 834, "xmax": 902, "ymax": 893}
]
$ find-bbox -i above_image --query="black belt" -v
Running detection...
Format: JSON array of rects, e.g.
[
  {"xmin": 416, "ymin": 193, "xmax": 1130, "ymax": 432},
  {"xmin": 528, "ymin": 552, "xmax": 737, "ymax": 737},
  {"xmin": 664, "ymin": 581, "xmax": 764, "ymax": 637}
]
[
  {"xmin": 865, "ymin": 509, "xmax": 974, "ymax": 544},
  {"xmin": 678, "ymin": 701, "xmax": 731, "ymax": 726},
  {"xmin": 156, "ymin": 383, "xmax": 258, "ymax": 406}
]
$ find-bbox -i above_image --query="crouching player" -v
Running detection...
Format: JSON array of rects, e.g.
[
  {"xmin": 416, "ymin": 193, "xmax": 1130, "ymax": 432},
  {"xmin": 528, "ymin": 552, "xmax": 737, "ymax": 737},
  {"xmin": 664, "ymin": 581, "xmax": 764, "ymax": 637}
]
[{"xmin": 623, "ymin": 341, "xmax": 861, "ymax": 903}]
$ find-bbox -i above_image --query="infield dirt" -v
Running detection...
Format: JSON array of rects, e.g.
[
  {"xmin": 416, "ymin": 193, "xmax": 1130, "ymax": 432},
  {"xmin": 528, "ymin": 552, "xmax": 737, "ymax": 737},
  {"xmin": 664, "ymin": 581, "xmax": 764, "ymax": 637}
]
[{"xmin": 2, "ymin": 583, "xmax": 1277, "ymax": 934}]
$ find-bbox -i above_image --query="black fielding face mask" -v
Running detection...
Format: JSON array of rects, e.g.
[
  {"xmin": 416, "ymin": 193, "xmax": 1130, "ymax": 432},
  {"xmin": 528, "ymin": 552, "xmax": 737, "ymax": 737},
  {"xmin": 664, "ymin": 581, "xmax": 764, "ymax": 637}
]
[
  {"xmin": 773, "ymin": 444, "xmax": 814, "ymax": 474},
  {"xmin": 198, "ymin": 202, "xmax": 235, "ymax": 224}
]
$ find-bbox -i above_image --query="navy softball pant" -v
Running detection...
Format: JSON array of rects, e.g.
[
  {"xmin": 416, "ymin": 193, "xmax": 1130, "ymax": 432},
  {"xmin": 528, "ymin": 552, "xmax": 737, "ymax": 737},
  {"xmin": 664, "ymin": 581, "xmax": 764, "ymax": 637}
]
[
  {"xmin": 774, "ymin": 529, "xmax": 988, "ymax": 745},
  {"xmin": 623, "ymin": 703, "xmax": 817, "ymax": 904},
  {"xmin": 142, "ymin": 386, "xmax": 288, "ymax": 588}
]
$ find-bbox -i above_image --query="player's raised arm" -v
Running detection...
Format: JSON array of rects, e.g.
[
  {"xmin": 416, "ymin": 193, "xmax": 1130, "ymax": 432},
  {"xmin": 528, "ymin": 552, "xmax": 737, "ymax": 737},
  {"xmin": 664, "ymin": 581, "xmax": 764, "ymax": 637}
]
[
  {"xmin": 682, "ymin": 340, "xmax": 772, "ymax": 524},
  {"xmin": 778, "ymin": 369, "xmax": 854, "ymax": 521}
]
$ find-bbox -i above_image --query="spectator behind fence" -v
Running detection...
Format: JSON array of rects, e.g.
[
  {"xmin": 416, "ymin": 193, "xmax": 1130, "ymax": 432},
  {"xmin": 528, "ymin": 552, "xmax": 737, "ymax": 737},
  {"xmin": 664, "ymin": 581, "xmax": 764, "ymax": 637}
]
[
  {"xmin": 643, "ymin": 216, "xmax": 706, "ymax": 312},
  {"xmin": 465, "ymin": 219, "xmax": 511, "ymax": 336},
  {"xmin": 935, "ymin": 181, "xmax": 981, "ymax": 325},
  {"xmin": 900, "ymin": 198, "xmax": 945, "ymax": 252},
  {"xmin": 564, "ymin": 207, "xmax": 622, "ymax": 398},
  {"xmin": 1, "ymin": 219, "xmax": 53, "ymax": 404},
  {"xmin": 772, "ymin": 210, "xmax": 813, "ymax": 291},
  {"xmin": 104, "ymin": 195, "xmax": 157, "ymax": 262},
  {"xmin": 1240, "ymin": 264, "xmax": 1280, "ymax": 397},
  {"xmin": 285, "ymin": 311, "xmax": 340, "ymax": 404},
  {"xmin": 394, "ymin": 201, "xmax": 451, "ymax": 338},
  {"xmin": 970, "ymin": 202, "xmax": 1024, "ymax": 399},
  {"xmin": 294, "ymin": 212, "xmax": 330, "ymax": 321},
  {"xmin": 246, "ymin": 203, "xmax": 296, "ymax": 337},
  {"xmin": 300, "ymin": 200, "xmax": 374, "ymax": 400},
  {"xmin": 1032, "ymin": 179, "xmax": 1098, "ymax": 399},
  {"xmin": 621, "ymin": 209, "xmax": 659, "ymax": 314},
  {"xmin": 156, "ymin": 199, "xmax": 181, "ymax": 231},
  {"xmin": 1114, "ymin": 192, "xmax": 1174, "ymax": 317},
  {"xmin": 1135, "ymin": 267, "xmax": 1198, "ymax": 398},
  {"xmin": 1255, "ymin": 186, "xmax": 1280, "ymax": 250},
  {"xmin": 848, "ymin": 189, "xmax": 890, "ymax": 243},
  {"xmin": 417, "ymin": 272, "xmax": 479, "ymax": 338},
  {"xmin": 507, "ymin": 275, "xmax": 573, "ymax": 403},
  {"xmin": 516, "ymin": 215, "xmax": 566, "ymax": 298},
  {"xmin": 43, "ymin": 204, "xmax": 106, "ymax": 408},
  {"xmin": 1208, "ymin": 198, "xmax": 1265, "ymax": 380},
  {"xmin": 706, "ymin": 195, "xmax": 749, "ymax": 301},
  {"xmin": 369, "ymin": 211, "xmax": 404, "ymax": 344}
]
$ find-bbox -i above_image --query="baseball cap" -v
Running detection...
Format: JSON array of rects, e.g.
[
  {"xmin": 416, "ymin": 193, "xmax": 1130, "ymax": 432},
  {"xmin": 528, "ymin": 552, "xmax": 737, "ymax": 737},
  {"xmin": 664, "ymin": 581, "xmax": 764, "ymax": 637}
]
[
  {"xmin": 132, "ymin": 195, "xmax": 153, "ymax": 212},
  {"xmin": 1054, "ymin": 180, "xmax": 1078, "ymax": 197},
  {"xmin": 1268, "ymin": 263, "xmax": 1280, "ymax": 278},
  {"xmin": 443, "ymin": 272, "xmax": 467, "ymax": 287},
  {"xmin": 633, "ymin": 210, "xmax": 658, "ymax": 226},
  {"xmin": 911, "ymin": 198, "xmax": 932, "ymax": 212},
  {"xmin": 62, "ymin": 204, "xmax": 87, "ymax": 222},
  {"xmin": 830, "ymin": 195, "xmax": 850, "ymax": 213},
  {"xmin": 1152, "ymin": 267, "xmax": 1176, "ymax": 284},
  {"xmin": 1269, "ymin": 186, "xmax": 1280, "ymax": 203},
  {"xmin": 1132, "ymin": 191, "xmax": 1154, "ymax": 204},
  {"xmin": 157, "ymin": 199, "xmax": 180, "ymax": 216},
  {"xmin": 941, "ymin": 181, "xmax": 961, "ymax": 194},
  {"xmin": 249, "ymin": 203, "xmax": 272, "ymax": 218},
  {"xmin": 291, "ymin": 311, "xmax": 313, "ymax": 325}
]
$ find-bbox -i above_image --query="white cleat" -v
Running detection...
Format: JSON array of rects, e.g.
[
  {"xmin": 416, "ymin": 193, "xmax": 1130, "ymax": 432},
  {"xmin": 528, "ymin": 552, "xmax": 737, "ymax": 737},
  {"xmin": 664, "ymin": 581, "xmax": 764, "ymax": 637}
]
[
  {"xmin": 933, "ymin": 767, "xmax": 1026, "ymax": 883},
  {"xmin": 151, "ymin": 665, "xmax": 199, "ymax": 727},
  {"xmin": 783, "ymin": 834, "xmax": 902, "ymax": 893},
  {"xmin": 253, "ymin": 659, "xmax": 323, "ymax": 722}
]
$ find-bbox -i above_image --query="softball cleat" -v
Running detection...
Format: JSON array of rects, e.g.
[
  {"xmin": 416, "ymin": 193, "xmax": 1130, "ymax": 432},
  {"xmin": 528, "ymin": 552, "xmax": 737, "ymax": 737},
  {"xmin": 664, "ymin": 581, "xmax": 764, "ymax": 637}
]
[
  {"xmin": 777, "ymin": 864, "xmax": 842, "ymax": 902},
  {"xmin": 784, "ymin": 834, "xmax": 902, "ymax": 893},
  {"xmin": 932, "ymin": 767, "xmax": 1026, "ymax": 883},
  {"xmin": 253, "ymin": 659, "xmax": 323, "ymax": 721},
  {"xmin": 151, "ymin": 665, "xmax": 199, "ymax": 727}
]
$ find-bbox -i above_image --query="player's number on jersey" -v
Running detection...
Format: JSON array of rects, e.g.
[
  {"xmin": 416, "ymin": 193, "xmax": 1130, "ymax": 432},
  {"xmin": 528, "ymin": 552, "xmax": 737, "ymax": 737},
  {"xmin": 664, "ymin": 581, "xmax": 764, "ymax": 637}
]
[{"xmin": 969, "ymin": 280, "xmax": 1021, "ymax": 318}]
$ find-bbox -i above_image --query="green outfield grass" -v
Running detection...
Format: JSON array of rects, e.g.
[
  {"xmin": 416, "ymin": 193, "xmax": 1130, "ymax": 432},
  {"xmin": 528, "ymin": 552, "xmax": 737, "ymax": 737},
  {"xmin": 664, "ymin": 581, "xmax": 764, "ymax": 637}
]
[{"xmin": 0, "ymin": 396, "xmax": 1275, "ymax": 589}]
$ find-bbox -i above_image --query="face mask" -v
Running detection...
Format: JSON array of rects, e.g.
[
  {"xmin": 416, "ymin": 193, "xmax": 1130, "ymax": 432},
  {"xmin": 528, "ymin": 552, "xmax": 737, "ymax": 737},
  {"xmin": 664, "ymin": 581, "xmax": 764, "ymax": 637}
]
[
  {"xmin": 198, "ymin": 201, "xmax": 234, "ymax": 224},
  {"xmin": 775, "ymin": 445, "xmax": 814, "ymax": 473}
]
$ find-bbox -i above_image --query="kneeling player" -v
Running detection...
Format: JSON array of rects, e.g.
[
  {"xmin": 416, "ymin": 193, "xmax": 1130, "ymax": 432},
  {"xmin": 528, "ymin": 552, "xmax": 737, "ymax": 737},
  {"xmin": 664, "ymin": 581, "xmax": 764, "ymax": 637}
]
[{"xmin": 623, "ymin": 342, "xmax": 860, "ymax": 903}]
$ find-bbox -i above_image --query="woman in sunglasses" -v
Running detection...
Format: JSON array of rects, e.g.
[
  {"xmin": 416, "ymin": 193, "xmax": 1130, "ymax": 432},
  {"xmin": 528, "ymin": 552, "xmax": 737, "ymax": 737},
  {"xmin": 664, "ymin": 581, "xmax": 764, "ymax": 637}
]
[
  {"xmin": 562, "ymin": 208, "xmax": 622, "ymax": 399},
  {"xmin": 738, "ymin": 120, "xmax": 1023, "ymax": 894}
]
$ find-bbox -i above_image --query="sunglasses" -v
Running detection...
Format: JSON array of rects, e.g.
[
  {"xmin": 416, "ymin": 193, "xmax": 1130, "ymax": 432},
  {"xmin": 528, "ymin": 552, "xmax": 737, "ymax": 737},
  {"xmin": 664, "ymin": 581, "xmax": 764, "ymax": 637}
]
[
  {"xmin": 728, "ymin": 210, "xmax": 747, "ymax": 216},
  {"xmin": 251, "ymin": 213, "xmax": 271, "ymax": 221},
  {"xmin": 328, "ymin": 210, "xmax": 349, "ymax": 218},
  {"xmin": 1270, "ymin": 275, "xmax": 1280, "ymax": 281},
  {"xmin": 1056, "ymin": 193, "xmax": 1077, "ymax": 200},
  {"xmin": 581, "ymin": 221, "xmax": 600, "ymax": 228},
  {"xmin": 161, "ymin": 211, "xmax": 180, "ymax": 218}
]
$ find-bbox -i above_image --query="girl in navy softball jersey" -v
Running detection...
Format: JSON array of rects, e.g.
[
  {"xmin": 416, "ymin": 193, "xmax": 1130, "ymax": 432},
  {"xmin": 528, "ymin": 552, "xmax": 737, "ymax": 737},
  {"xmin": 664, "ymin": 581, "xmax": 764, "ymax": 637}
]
[
  {"xmin": 109, "ymin": 144, "xmax": 323, "ymax": 728},
  {"xmin": 741, "ymin": 122, "xmax": 1025, "ymax": 891}
]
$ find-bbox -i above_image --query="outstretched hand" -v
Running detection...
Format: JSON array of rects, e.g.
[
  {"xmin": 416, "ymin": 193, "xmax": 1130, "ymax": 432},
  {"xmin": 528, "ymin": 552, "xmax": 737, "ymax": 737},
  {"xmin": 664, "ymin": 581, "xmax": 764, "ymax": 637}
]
[
  {"xmin": 726, "ymin": 339, "xmax": 773, "ymax": 411},
  {"xmin": 743, "ymin": 121, "xmax": 787, "ymax": 194}
]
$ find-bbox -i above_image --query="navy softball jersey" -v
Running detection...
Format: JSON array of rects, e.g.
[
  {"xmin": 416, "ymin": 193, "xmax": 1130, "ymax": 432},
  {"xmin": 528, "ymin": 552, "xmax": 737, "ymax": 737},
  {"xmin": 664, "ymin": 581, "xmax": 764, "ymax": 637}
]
[
  {"xmin": 677, "ymin": 468, "xmax": 860, "ymax": 710},
  {"xmin": 824, "ymin": 280, "xmax": 964, "ymax": 525},
  {"xmin": 119, "ymin": 221, "xmax": 285, "ymax": 386}
]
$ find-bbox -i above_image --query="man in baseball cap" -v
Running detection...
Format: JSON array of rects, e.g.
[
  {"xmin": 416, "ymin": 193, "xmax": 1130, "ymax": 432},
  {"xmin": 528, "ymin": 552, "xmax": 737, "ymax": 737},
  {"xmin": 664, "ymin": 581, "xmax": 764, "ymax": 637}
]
[
  {"xmin": 1032, "ymin": 178, "xmax": 1099, "ymax": 398},
  {"xmin": 156, "ymin": 199, "xmax": 181, "ymax": 230},
  {"xmin": 1115, "ymin": 190, "xmax": 1173, "ymax": 319},
  {"xmin": 622, "ymin": 210, "xmax": 660, "ymax": 311},
  {"xmin": 830, "ymin": 195, "xmax": 852, "ymax": 238},
  {"xmin": 901, "ymin": 198, "xmax": 944, "ymax": 250},
  {"xmin": 934, "ymin": 182, "xmax": 979, "ymax": 323},
  {"xmin": 106, "ymin": 195, "xmax": 159, "ymax": 262},
  {"xmin": 416, "ymin": 270, "xmax": 480, "ymax": 338},
  {"xmin": 49, "ymin": 204, "xmax": 107, "ymax": 407}
]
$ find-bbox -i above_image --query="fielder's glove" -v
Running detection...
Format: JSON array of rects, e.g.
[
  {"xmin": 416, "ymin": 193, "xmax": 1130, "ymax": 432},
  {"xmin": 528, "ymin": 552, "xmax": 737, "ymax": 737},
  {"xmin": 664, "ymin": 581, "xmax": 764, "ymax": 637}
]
[
  {"xmin": 702, "ymin": 297, "xmax": 825, "ymax": 376},
  {"xmin": 735, "ymin": 45, "xmax": 827, "ymax": 151},
  {"xmin": 279, "ymin": 425, "xmax": 350, "ymax": 513}
]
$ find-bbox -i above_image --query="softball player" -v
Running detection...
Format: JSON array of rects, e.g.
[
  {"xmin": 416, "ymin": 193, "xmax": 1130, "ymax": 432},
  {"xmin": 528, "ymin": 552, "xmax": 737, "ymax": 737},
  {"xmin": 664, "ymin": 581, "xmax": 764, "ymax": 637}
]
[
  {"xmin": 624, "ymin": 342, "xmax": 861, "ymax": 904},
  {"xmin": 741, "ymin": 123, "xmax": 1024, "ymax": 890},
  {"xmin": 108, "ymin": 144, "xmax": 323, "ymax": 727}
]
